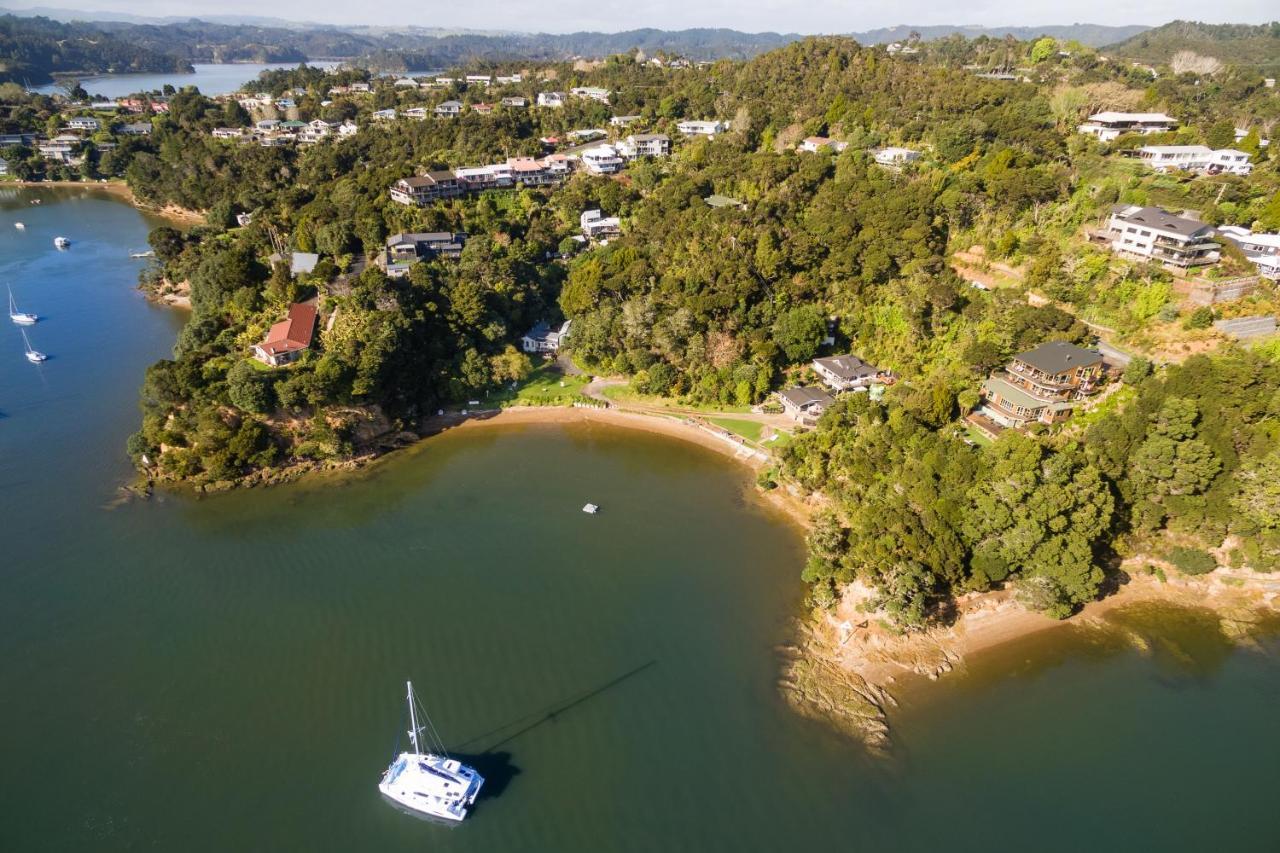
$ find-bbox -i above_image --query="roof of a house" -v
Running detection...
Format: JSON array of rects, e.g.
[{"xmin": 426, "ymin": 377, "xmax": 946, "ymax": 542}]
[
  {"xmin": 523, "ymin": 320, "xmax": 571, "ymax": 340},
  {"xmin": 983, "ymin": 376, "xmax": 1050, "ymax": 411},
  {"xmin": 813, "ymin": 354, "xmax": 878, "ymax": 380},
  {"xmin": 777, "ymin": 387, "xmax": 832, "ymax": 408},
  {"xmin": 387, "ymin": 231, "xmax": 458, "ymax": 245},
  {"xmin": 1013, "ymin": 341, "xmax": 1103, "ymax": 375},
  {"xmin": 259, "ymin": 303, "xmax": 318, "ymax": 355},
  {"xmin": 291, "ymin": 252, "xmax": 319, "ymax": 275},
  {"xmin": 1086, "ymin": 111, "xmax": 1176, "ymax": 123},
  {"xmin": 1112, "ymin": 206, "xmax": 1214, "ymax": 238},
  {"xmin": 704, "ymin": 194, "xmax": 743, "ymax": 208}
]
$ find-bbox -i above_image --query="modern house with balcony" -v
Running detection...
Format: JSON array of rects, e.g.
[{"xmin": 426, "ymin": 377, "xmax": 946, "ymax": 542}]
[
  {"xmin": 811, "ymin": 354, "xmax": 890, "ymax": 392},
  {"xmin": 618, "ymin": 133, "xmax": 670, "ymax": 159},
  {"xmin": 388, "ymin": 171, "xmax": 464, "ymax": 205},
  {"xmin": 384, "ymin": 232, "xmax": 466, "ymax": 276},
  {"xmin": 581, "ymin": 209, "xmax": 621, "ymax": 240},
  {"xmin": 776, "ymin": 387, "xmax": 833, "ymax": 424},
  {"xmin": 979, "ymin": 341, "xmax": 1104, "ymax": 429},
  {"xmin": 677, "ymin": 120, "xmax": 728, "ymax": 137},
  {"xmin": 1105, "ymin": 205, "xmax": 1219, "ymax": 270},
  {"xmin": 1078, "ymin": 112, "xmax": 1177, "ymax": 141},
  {"xmin": 581, "ymin": 144, "xmax": 624, "ymax": 174},
  {"xmin": 1136, "ymin": 145, "xmax": 1252, "ymax": 176}
]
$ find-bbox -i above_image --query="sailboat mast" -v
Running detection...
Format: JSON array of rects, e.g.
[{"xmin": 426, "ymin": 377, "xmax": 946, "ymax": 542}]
[{"xmin": 406, "ymin": 681, "xmax": 420, "ymax": 754}]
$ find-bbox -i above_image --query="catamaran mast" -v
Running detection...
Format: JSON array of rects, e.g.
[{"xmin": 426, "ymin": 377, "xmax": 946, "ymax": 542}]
[{"xmin": 406, "ymin": 681, "xmax": 420, "ymax": 754}]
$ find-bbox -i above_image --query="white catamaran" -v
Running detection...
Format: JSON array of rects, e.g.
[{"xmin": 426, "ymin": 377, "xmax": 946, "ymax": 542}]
[
  {"xmin": 378, "ymin": 681, "xmax": 483, "ymax": 822},
  {"xmin": 9, "ymin": 287, "xmax": 37, "ymax": 325},
  {"xmin": 21, "ymin": 328, "xmax": 46, "ymax": 363}
]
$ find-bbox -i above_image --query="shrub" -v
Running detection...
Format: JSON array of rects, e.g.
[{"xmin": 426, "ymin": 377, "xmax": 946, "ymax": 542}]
[{"xmin": 1167, "ymin": 546, "xmax": 1217, "ymax": 575}]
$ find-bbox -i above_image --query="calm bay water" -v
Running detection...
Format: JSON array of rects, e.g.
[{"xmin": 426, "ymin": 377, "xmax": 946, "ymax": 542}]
[
  {"xmin": 1, "ymin": 187, "xmax": 1279, "ymax": 852},
  {"xmin": 32, "ymin": 62, "xmax": 342, "ymax": 98}
]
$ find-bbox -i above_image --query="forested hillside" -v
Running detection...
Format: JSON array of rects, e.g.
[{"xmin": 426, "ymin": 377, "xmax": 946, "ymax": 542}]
[
  {"xmin": 10, "ymin": 31, "xmax": 1276, "ymax": 629},
  {"xmin": 1104, "ymin": 20, "xmax": 1280, "ymax": 74},
  {"xmin": 0, "ymin": 15, "xmax": 191, "ymax": 84}
]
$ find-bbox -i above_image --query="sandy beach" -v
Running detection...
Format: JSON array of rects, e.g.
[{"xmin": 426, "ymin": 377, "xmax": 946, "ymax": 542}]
[{"xmin": 14, "ymin": 180, "xmax": 204, "ymax": 225}]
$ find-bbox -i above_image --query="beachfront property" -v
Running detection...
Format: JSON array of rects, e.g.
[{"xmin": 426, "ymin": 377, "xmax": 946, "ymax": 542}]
[
  {"xmin": 979, "ymin": 341, "xmax": 1104, "ymax": 429},
  {"xmin": 252, "ymin": 302, "xmax": 318, "ymax": 367},
  {"xmin": 581, "ymin": 209, "xmax": 621, "ymax": 240},
  {"xmin": 1104, "ymin": 205, "xmax": 1220, "ymax": 269},
  {"xmin": 581, "ymin": 144, "xmax": 625, "ymax": 174},
  {"xmin": 521, "ymin": 320, "xmax": 572, "ymax": 353},
  {"xmin": 1077, "ymin": 111, "xmax": 1177, "ymax": 141},
  {"xmin": 37, "ymin": 137, "xmax": 77, "ymax": 163},
  {"xmin": 1135, "ymin": 145, "xmax": 1253, "ymax": 176},
  {"xmin": 570, "ymin": 86, "xmax": 612, "ymax": 104},
  {"xmin": 811, "ymin": 354, "xmax": 889, "ymax": 392},
  {"xmin": 1217, "ymin": 226, "xmax": 1280, "ymax": 279},
  {"xmin": 776, "ymin": 387, "xmax": 833, "ymax": 424},
  {"xmin": 799, "ymin": 136, "xmax": 849, "ymax": 153},
  {"xmin": 384, "ymin": 232, "xmax": 467, "ymax": 276},
  {"xmin": 618, "ymin": 133, "xmax": 671, "ymax": 159},
  {"xmin": 677, "ymin": 119, "xmax": 728, "ymax": 137},
  {"xmin": 537, "ymin": 92, "xmax": 567, "ymax": 107},
  {"xmin": 389, "ymin": 171, "xmax": 465, "ymax": 205},
  {"xmin": 872, "ymin": 147, "xmax": 922, "ymax": 167}
]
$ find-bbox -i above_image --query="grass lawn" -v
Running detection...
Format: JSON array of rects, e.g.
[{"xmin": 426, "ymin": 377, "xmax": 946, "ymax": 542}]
[
  {"xmin": 705, "ymin": 417, "xmax": 765, "ymax": 442},
  {"xmin": 600, "ymin": 383, "xmax": 752, "ymax": 414},
  {"xmin": 492, "ymin": 363, "xmax": 590, "ymax": 407},
  {"xmin": 964, "ymin": 424, "xmax": 994, "ymax": 447}
]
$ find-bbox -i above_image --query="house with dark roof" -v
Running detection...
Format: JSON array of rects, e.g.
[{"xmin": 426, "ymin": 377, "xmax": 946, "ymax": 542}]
[
  {"xmin": 775, "ymin": 387, "xmax": 833, "ymax": 424},
  {"xmin": 252, "ymin": 303, "xmax": 318, "ymax": 366},
  {"xmin": 388, "ymin": 171, "xmax": 463, "ymax": 205},
  {"xmin": 1105, "ymin": 205, "xmax": 1219, "ymax": 269},
  {"xmin": 384, "ymin": 232, "xmax": 466, "ymax": 276},
  {"xmin": 812, "ymin": 354, "xmax": 889, "ymax": 392},
  {"xmin": 979, "ymin": 341, "xmax": 1105, "ymax": 428}
]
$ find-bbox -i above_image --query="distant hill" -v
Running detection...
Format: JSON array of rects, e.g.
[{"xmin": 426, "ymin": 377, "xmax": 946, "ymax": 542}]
[
  {"xmin": 849, "ymin": 23, "xmax": 1150, "ymax": 48},
  {"xmin": 1103, "ymin": 20, "xmax": 1280, "ymax": 73},
  {"xmin": 0, "ymin": 14, "xmax": 192, "ymax": 85}
]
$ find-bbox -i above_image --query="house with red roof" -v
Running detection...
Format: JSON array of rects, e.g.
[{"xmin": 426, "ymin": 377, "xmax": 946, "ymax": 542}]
[{"xmin": 252, "ymin": 303, "xmax": 318, "ymax": 367}]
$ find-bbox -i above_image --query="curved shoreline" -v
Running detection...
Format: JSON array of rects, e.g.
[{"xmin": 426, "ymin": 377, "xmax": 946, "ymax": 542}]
[{"xmin": 12, "ymin": 180, "xmax": 204, "ymax": 225}]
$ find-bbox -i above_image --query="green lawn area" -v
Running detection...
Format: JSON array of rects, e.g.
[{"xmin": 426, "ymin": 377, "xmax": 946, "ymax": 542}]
[
  {"xmin": 705, "ymin": 416, "xmax": 765, "ymax": 442},
  {"xmin": 964, "ymin": 424, "xmax": 994, "ymax": 446},
  {"xmin": 600, "ymin": 383, "xmax": 752, "ymax": 414},
  {"xmin": 493, "ymin": 363, "xmax": 590, "ymax": 407}
]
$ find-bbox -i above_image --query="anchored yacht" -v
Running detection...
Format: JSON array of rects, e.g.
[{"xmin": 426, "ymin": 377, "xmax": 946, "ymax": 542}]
[
  {"xmin": 54, "ymin": 236, "xmax": 70, "ymax": 249},
  {"xmin": 378, "ymin": 681, "xmax": 483, "ymax": 822},
  {"xmin": 9, "ymin": 287, "xmax": 37, "ymax": 325}
]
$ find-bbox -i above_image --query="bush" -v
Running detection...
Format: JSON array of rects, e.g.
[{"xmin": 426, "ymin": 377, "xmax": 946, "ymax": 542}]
[
  {"xmin": 1167, "ymin": 546, "xmax": 1217, "ymax": 575},
  {"xmin": 1122, "ymin": 357, "xmax": 1152, "ymax": 385},
  {"xmin": 1183, "ymin": 307, "xmax": 1214, "ymax": 330}
]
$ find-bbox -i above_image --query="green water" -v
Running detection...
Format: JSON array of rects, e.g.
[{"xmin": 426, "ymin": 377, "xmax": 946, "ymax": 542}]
[{"xmin": 2, "ymin": 188, "xmax": 1279, "ymax": 852}]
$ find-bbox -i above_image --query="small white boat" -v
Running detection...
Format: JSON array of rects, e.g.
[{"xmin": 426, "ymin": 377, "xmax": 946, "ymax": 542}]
[
  {"xmin": 14, "ymin": 222, "xmax": 24, "ymax": 230},
  {"xmin": 21, "ymin": 328, "xmax": 46, "ymax": 363},
  {"xmin": 378, "ymin": 681, "xmax": 483, "ymax": 822},
  {"xmin": 583, "ymin": 503, "xmax": 599, "ymax": 514},
  {"xmin": 129, "ymin": 250, "xmax": 155, "ymax": 259},
  {"xmin": 54, "ymin": 236, "xmax": 70, "ymax": 249},
  {"xmin": 9, "ymin": 287, "xmax": 37, "ymax": 325}
]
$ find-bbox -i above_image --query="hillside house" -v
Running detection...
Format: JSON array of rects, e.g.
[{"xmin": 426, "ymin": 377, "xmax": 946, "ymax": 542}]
[
  {"xmin": 581, "ymin": 144, "xmax": 624, "ymax": 174},
  {"xmin": 536, "ymin": 92, "xmax": 567, "ymax": 107},
  {"xmin": 800, "ymin": 136, "xmax": 848, "ymax": 153},
  {"xmin": 521, "ymin": 320, "xmax": 572, "ymax": 353},
  {"xmin": 66, "ymin": 117, "xmax": 100, "ymax": 132},
  {"xmin": 1105, "ymin": 205, "xmax": 1219, "ymax": 269},
  {"xmin": 570, "ymin": 86, "xmax": 611, "ymax": 104},
  {"xmin": 252, "ymin": 303, "xmax": 318, "ymax": 366},
  {"xmin": 118, "ymin": 121, "xmax": 151, "ymax": 136},
  {"xmin": 1218, "ymin": 226, "xmax": 1280, "ymax": 280},
  {"xmin": 677, "ymin": 119, "xmax": 728, "ymax": 137},
  {"xmin": 619, "ymin": 133, "xmax": 670, "ymax": 159},
  {"xmin": 1136, "ymin": 145, "xmax": 1252, "ymax": 176},
  {"xmin": 581, "ymin": 209, "xmax": 621, "ymax": 240},
  {"xmin": 1077, "ymin": 111, "xmax": 1177, "ymax": 141},
  {"xmin": 384, "ymin": 232, "xmax": 466, "ymax": 276},
  {"xmin": 776, "ymin": 387, "xmax": 833, "ymax": 424},
  {"xmin": 389, "ymin": 171, "xmax": 464, "ymax": 205},
  {"xmin": 500, "ymin": 96, "xmax": 527, "ymax": 108},
  {"xmin": 979, "ymin": 341, "xmax": 1104, "ymax": 429},
  {"xmin": 811, "ymin": 354, "xmax": 889, "ymax": 391},
  {"xmin": 872, "ymin": 147, "xmax": 921, "ymax": 166},
  {"xmin": 435, "ymin": 100, "xmax": 463, "ymax": 117},
  {"xmin": 610, "ymin": 115, "xmax": 640, "ymax": 127}
]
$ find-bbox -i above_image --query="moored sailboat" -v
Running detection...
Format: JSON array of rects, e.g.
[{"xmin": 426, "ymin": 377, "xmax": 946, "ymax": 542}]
[
  {"xmin": 21, "ymin": 327, "xmax": 46, "ymax": 363},
  {"xmin": 378, "ymin": 681, "xmax": 483, "ymax": 822},
  {"xmin": 9, "ymin": 286, "xmax": 37, "ymax": 325},
  {"xmin": 54, "ymin": 236, "xmax": 70, "ymax": 249}
]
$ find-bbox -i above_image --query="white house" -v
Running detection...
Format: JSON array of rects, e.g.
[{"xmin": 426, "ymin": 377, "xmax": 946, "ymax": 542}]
[
  {"xmin": 1217, "ymin": 225, "xmax": 1280, "ymax": 280},
  {"xmin": 799, "ymin": 136, "xmax": 848, "ymax": 153},
  {"xmin": 337, "ymin": 121, "xmax": 359, "ymax": 137},
  {"xmin": 403, "ymin": 107, "xmax": 430, "ymax": 120},
  {"xmin": 1137, "ymin": 145, "xmax": 1252, "ymax": 176},
  {"xmin": 212, "ymin": 127, "xmax": 244, "ymax": 139},
  {"xmin": 1106, "ymin": 205, "xmax": 1219, "ymax": 270},
  {"xmin": 676, "ymin": 119, "xmax": 727, "ymax": 137},
  {"xmin": 500, "ymin": 96, "xmax": 527, "ymax": 108},
  {"xmin": 872, "ymin": 147, "xmax": 921, "ymax": 166},
  {"xmin": 117, "ymin": 121, "xmax": 152, "ymax": 136},
  {"xmin": 435, "ymin": 100, "xmax": 463, "ymax": 117},
  {"xmin": 618, "ymin": 133, "xmax": 670, "ymax": 159},
  {"xmin": 581, "ymin": 209, "xmax": 621, "ymax": 240},
  {"xmin": 496, "ymin": 74, "xmax": 523, "ymax": 84},
  {"xmin": 373, "ymin": 108, "xmax": 397, "ymax": 121},
  {"xmin": 1078, "ymin": 112, "xmax": 1177, "ymax": 141},
  {"xmin": 812, "ymin": 354, "xmax": 888, "ymax": 391},
  {"xmin": 536, "ymin": 91, "xmax": 567, "ymax": 108},
  {"xmin": 393, "ymin": 77, "xmax": 418, "ymax": 88},
  {"xmin": 521, "ymin": 320, "xmax": 572, "ymax": 353},
  {"xmin": 580, "ymin": 144, "xmax": 624, "ymax": 174},
  {"xmin": 570, "ymin": 86, "xmax": 611, "ymax": 104},
  {"xmin": 66, "ymin": 117, "xmax": 100, "ymax": 131},
  {"xmin": 465, "ymin": 74, "xmax": 492, "ymax": 86},
  {"xmin": 610, "ymin": 115, "xmax": 640, "ymax": 128}
]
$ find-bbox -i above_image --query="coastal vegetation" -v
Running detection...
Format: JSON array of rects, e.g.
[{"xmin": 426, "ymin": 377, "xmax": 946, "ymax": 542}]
[{"xmin": 6, "ymin": 29, "xmax": 1279, "ymax": 629}]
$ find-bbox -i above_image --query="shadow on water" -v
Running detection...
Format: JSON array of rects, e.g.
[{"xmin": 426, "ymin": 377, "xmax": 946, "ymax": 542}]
[{"xmin": 455, "ymin": 659, "xmax": 658, "ymax": 754}]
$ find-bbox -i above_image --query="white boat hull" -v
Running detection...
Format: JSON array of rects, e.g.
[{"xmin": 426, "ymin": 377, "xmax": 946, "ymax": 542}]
[
  {"xmin": 378, "ymin": 752, "xmax": 483, "ymax": 822},
  {"xmin": 11, "ymin": 313, "xmax": 37, "ymax": 326},
  {"xmin": 26, "ymin": 352, "xmax": 47, "ymax": 363}
]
